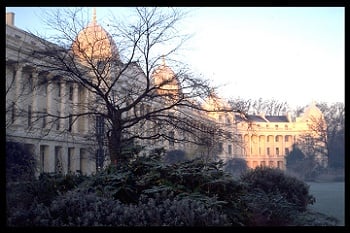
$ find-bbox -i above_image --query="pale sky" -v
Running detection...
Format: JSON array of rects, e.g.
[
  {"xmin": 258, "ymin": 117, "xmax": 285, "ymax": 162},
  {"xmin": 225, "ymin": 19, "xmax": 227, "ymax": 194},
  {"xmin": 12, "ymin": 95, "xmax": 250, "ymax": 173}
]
[{"xmin": 6, "ymin": 7, "xmax": 345, "ymax": 108}]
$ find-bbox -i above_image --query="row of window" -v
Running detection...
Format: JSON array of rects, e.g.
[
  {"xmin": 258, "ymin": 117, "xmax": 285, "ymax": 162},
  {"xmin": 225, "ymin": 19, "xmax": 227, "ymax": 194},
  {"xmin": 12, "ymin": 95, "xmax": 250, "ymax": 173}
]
[
  {"xmin": 23, "ymin": 70, "xmax": 75, "ymax": 101},
  {"xmin": 25, "ymin": 104, "xmax": 73, "ymax": 131},
  {"xmin": 219, "ymin": 142, "xmax": 290, "ymax": 156},
  {"xmin": 256, "ymin": 124, "xmax": 291, "ymax": 130},
  {"xmin": 40, "ymin": 145, "xmax": 93, "ymax": 174},
  {"xmin": 250, "ymin": 160, "xmax": 284, "ymax": 169},
  {"xmin": 245, "ymin": 135, "xmax": 292, "ymax": 143}
]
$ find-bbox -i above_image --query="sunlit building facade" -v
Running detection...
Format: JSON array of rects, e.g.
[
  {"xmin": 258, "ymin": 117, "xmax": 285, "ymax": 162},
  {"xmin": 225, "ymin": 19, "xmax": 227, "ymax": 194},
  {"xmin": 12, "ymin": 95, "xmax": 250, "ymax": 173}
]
[{"xmin": 207, "ymin": 99, "xmax": 328, "ymax": 170}]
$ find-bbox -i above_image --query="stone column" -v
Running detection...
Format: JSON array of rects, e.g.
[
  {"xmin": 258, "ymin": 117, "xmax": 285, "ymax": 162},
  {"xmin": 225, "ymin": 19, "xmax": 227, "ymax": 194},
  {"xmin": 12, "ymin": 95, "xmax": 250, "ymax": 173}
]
[
  {"xmin": 83, "ymin": 89, "xmax": 89, "ymax": 134},
  {"xmin": 14, "ymin": 65, "xmax": 23, "ymax": 126},
  {"xmin": 60, "ymin": 81, "xmax": 67, "ymax": 131},
  {"xmin": 61, "ymin": 146, "xmax": 68, "ymax": 174},
  {"xmin": 48, "ymin": 145, "xmax": 55, "ymax": 173},
  {"xmin": 46, "ymin": 75, "xmax": 54, "ymax": 129},
  {"xmin": 32, "ymin": 72, "xmax": 39, "ymax": 128},
  {"xmin": 72, "ymin": 83, "xmax": 79, "ymax": 133}
]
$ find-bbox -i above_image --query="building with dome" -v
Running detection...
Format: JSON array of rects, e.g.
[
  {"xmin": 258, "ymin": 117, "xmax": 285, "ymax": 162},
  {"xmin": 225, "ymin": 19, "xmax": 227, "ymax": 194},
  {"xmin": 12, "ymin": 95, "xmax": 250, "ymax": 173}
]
[{"xmin": 5, "ymin": 11, "xmax": 328, "ymax": 176}]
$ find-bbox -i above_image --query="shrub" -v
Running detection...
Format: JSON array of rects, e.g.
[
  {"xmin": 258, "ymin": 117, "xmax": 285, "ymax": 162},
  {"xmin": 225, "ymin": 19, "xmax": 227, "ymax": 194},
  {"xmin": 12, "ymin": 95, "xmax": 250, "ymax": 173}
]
[
  {"xmin": 239, "ymin": 166, "xmax": 315, "ymax": 211},
  {"xmin": 163, "ymin": 149, "xmax": 188, "ymax": 164},
  {"xmin": 7, "ymin": 189, "xmax": 230, "ymax": 226},
  {"xmin": 224, "ymin": 158, "xmax": 248, "ymax": 178},
  {"xmin": 6, "ymin": 172, "xmax": 88, "ymax": 223},
  {"xmin": 241, "ymin": 189, "xmax": 299, "ymax": 226}
]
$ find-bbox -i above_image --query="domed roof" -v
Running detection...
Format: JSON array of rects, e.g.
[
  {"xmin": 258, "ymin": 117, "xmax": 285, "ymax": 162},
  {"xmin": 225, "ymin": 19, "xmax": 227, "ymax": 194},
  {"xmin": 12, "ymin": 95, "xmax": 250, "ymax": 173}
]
[
  {"xmin": 152, "ymin": 56, "xmax": 180, "ymax": 94},
  {"xmin": 71, "ymin": 11, "xmax": 119, "ymax": 61}
]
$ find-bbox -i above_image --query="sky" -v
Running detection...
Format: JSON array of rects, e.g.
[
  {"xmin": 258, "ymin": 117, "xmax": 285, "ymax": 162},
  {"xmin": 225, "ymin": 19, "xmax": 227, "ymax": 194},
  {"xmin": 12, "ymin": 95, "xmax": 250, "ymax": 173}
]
[{"xmin": 5, "ymin": 7, "xmax": 345, "ymax": 109}]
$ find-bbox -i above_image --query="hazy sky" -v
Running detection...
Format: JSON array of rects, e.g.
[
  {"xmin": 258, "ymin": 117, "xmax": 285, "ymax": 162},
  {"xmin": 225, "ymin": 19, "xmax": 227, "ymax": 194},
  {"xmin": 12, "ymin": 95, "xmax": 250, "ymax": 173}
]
[{"xmin": 6, "ymin": 7, "xmax": 344, "ymax": 108}]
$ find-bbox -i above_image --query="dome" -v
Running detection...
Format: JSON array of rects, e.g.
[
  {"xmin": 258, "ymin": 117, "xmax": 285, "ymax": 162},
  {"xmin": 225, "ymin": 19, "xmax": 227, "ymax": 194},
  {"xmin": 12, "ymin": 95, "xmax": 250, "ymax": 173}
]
[
  {"xmin": 152, "ymin": 57, "xmax": 180, "ymax": 95},
  {"xmin": 71, "ymin": 12, "xmax": 119, "ymax": 61}
]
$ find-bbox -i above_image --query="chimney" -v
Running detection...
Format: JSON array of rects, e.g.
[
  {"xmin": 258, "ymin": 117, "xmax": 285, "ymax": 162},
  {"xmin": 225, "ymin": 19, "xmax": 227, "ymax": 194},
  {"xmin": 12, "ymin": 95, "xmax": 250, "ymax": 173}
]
[
  {"xmin": 286, "ymin": 111, "xmax": 292, "ymax": 122},
  {"xmin": 6, "ymin": 12, "xmax": 15, "ymax": 26}
]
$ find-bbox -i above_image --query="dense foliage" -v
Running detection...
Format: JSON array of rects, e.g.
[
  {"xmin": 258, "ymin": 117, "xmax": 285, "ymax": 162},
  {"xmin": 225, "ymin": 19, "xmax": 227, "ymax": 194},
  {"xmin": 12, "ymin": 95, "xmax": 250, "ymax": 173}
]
[
  {"xmin": 6, "ymin": 148, "xmax": 338, "ymax": 226},
  {"xmin": 240, "ymin": 166, "xmax": 315, "ymax": 211}
]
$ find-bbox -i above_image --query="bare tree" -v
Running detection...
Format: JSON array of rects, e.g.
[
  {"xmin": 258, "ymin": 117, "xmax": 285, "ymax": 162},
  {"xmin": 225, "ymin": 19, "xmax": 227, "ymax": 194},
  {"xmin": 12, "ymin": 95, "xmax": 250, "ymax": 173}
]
[
  {"xmin": 316, "ymin": 102, "xmax": 344, "ymax": 168},
  {"xmin": 228, "ymin": 97, "xmax": 289, "ymax": 115},
  {"xmin": 15, "ymin": 7, "xmax": 238, "ymax": 166},
  {"xmin": 297, "ymin": 114, "xmax": 328, "ymax": 167}
]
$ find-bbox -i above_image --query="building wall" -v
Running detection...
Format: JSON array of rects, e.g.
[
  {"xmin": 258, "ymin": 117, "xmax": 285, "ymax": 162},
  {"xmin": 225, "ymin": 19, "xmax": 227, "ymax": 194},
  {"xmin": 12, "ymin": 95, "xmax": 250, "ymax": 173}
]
[{"xmin": 6, "ymin": 13, "xmax": 328, "ymax": 176}]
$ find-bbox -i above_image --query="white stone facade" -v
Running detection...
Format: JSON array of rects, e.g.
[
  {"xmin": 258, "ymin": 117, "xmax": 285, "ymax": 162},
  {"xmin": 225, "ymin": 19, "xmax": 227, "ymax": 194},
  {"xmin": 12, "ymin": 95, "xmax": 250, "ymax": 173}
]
[{"xmin": 6, "ymin": 12, "xmax": 328, "ymax": 176}]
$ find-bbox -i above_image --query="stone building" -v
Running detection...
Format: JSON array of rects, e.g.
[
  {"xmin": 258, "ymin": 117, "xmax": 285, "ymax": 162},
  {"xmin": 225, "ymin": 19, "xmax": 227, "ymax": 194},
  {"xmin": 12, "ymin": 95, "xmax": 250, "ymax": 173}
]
[{"xmin": 5, "ymin": 11, "xmax": 328, "ymax": 175}]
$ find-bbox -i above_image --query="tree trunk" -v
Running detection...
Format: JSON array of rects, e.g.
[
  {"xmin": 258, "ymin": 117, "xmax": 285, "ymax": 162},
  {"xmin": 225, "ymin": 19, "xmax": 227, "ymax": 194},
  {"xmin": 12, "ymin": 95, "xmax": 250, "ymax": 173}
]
[{"xmin": 108, "ymin": 128, "xmax": 123, "ymax": 166}]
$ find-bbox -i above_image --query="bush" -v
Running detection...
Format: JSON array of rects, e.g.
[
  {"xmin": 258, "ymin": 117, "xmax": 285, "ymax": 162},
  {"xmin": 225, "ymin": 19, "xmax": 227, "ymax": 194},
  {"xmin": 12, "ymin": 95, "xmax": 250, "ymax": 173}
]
[
  {"xmin": 241, "ymin": 189, "xmax": 299, "ymax": 226},
  {"xmin": 7, "ymin": 189, "xmax": 230, "ymax": 226},
  {"xmin": 224, "ymin": 158, "xmax": 248, "ymax": 178},
  {"xmin": 239, "ymin": 166, "xmax": 315, "ymax": 211},
  {"xmin": 70, "ymin": 153, "xmax": 248, "ymax": 225},
  {"xmin": 8, "ymin": 147, "xmax": 335, "ymax": 226},
  {"xmin": 163, "ymin": 149, "xmax": 188, "ymax": 164},
  {"xmin": 6, "ymin": 172, "xmax": 88, "ymax": 223}
]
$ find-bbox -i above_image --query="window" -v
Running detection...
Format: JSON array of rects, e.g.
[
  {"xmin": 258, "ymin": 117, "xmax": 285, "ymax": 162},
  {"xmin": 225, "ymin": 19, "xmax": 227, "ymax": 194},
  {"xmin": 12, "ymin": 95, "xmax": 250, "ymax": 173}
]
[
  {"xmin": 267, "ymin": 147, "xmax": 270, "ymax": 156},
  {"xmin": 68, "ymin": 148, "xmax": 74, "ymax": 173},
  {"xmin": 28, "ymin": 74, "xmax": 33, "ymax": 91},
  {"xmin": 277, "ymin": 161, "xmax": 283, "ymax": 169},
  {"xmin": 27, "ymin": 105, "xmax": 32, "ymax": 127},
  {"xmin": 139, "ymin": 103, "xmax": 145, "ymax": 115},
  {"xmin": 96, "ymin": 116, "xmax": 105, "ymax": 136},
  {"xmin": 44, "ymin": 82, "xmax": 48, "ymax": 96},
  {"xmin": 68, "ymin": 115, "xmax": 73, "ymax": 132},
  {"xmin": 285, "ymin": 148, "xmax": 290, "ymax": 155},
  {"xmin": 228, "ymin": 145, "xmax": 232, "ymax": 155},
  {"xmin": 40, "ymin": 145, "xmax": 46, "ymax": 173},
  {"xmin": 261, "ymin": 161, "xmax": 266, "ymax": 167},
  {"xmin": 275, "ymin": 124, "xmax": 279, "ymax": 129},
  {"xmin": 285, "ymin": 124, "xmax": 288, "ymax": 129},
  {"xmin": 56, "ymin": 111, "xmax": 60, "ymax": 130},
  {"xmin": 285, "ymin": 135, "xmax": 289, "ymax": 142},
  {"xmin": 42, "ymin": 108, "xmax": 47, "ymax": 128},
  {"xmin": 267, "ymin": 136, "xmax": 269, "ymax": 143},
  {"xmin": 218, "ymin": 143, "xmax": 223, "ymax": 153},
  {"xmin": 169, "ymin": 131, "xmax": 175, "ymax": 146},
  {"xmin": 96, "ymin": 148, "xmax": 104, "ymax": 170},
  {"xmin": 269, "ymin": 161, "xmax": 274, "ymax": 167},
  {"xmin": 275, "ymin": 136, "xmax": 279, "ymax": 142},
  {"xmin": 57, "ymin": 82, "xmax": 61, "ymax": 97},
  {"xmin": 69, "ymin": 83, "xmax": 74, "ymax": 101},
  {"xmin": 276, "ymin": 147, "xmax": 279, "ymax": 156},
  {"xmin": 55, "ymin": 146, "xmax": 62, "ymax": 173}
]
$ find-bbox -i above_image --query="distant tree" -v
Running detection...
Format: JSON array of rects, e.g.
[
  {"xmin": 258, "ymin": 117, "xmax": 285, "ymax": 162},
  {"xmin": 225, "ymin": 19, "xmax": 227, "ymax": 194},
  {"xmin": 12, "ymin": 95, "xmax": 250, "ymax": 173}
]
[
  {"xmin": 316, "ymin": 102, "xmax": 344, "ymax": 169},
  {"xmin": 228, "ymin": 97, "xmax": 289, "ymax": 115},
  {"xmin": 286, "ymin": 144, "xmax": 306, "ymax": 170}
]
